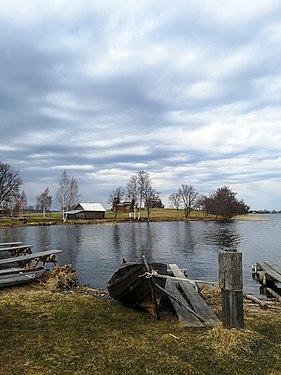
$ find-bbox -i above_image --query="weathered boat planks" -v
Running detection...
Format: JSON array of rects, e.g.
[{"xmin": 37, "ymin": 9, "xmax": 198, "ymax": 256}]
[
  {"xmin": 165, "ymin": 264, "xmax": 219, "ymax": 327},
  {"xmin": 107, "ymin": 258, "xmax": 167, "ymax": 319}
]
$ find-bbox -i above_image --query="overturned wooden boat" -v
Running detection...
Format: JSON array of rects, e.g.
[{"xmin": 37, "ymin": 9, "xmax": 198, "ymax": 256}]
[
  {"xmin": 0, "ymin": 266, "xmax": 46, "ymax": 288},
  {"xmin": 107, "ymin": 256, "xmax": 168, "ymax": 319}
]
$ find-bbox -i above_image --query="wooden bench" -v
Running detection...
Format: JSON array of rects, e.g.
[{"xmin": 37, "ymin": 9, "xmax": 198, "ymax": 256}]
[
  {"xmin": 0, "ymin": 249, "xmax": 62, "ymax": 267},
  {"xmin": 0, "ymin": 245, "xmax": 33, "ymax": 256},
  {"xmin": 0, "ymin": 242, "xmax": 23, "ymax": 247}
]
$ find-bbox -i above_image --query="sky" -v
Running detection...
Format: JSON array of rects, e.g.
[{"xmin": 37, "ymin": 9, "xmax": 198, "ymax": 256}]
[{"xmin": 1, "ymin": 0, "xmax": 281, "ymax": 211}]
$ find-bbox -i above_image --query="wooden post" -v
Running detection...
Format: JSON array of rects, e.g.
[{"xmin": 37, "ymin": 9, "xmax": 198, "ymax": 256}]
[{"xmin": 219, "ymin": 250, "xmax": 244, "ymax": 329}]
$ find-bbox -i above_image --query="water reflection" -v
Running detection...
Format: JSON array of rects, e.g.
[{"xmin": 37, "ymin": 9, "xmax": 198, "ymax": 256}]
[
  {"xmin": 34, "ymin": 226, "xmax": 51, "ymax": 249},
  {"xmin": 112, "ymin": 225, "xmax": 121, "ymax": 254},
  {"xmin": 202, "ymin": 222, "xmax": 241, "ymax": 250}
]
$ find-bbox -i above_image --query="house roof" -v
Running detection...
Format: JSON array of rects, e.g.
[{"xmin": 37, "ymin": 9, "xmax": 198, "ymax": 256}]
[{"xmin": 77, "ymin": 203, "xmax": 106, "ymax": 212}]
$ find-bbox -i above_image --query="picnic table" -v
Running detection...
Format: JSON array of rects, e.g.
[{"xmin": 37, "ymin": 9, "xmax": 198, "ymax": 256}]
[
  {"xmin": 0, "ymin": 245, "xmax": 33, "ymax": 256},
  {"xmin": 0, "ymin": 249, "xmax": 63, "ymax": 267}
]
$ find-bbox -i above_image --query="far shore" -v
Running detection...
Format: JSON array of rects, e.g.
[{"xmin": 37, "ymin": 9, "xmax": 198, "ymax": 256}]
[{"xmin": 0, "ymin": 209, "xmax": 271, "ymax": 227}]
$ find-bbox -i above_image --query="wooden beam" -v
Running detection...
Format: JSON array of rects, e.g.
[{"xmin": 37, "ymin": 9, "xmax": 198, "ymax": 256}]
[
  {"xmin": 165, "ymin": 279, "xmax": 204, "ymax": 327},
  {"xmin": 256, "ymin": 262, "xmax": 281, "ymax": 284},
  {"xmin": 168, "ymin": 264, "xmax": 219, "ymax": 327},
  {"xmin": 244, "ymin": 294, "xmax": 268, "ymax": 308},
  {"xmin": 266, "ymin": 288, "xmax": 281, "ymax": 303},
  {"xmin": 219, "ymin": 251, "xmax": 244, "ymax": 329}
]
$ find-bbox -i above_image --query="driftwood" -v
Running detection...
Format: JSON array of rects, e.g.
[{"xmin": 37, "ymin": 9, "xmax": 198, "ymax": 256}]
[{"xmin": 244, "ymin": 294, "xmax": 268, "ymax": 308}]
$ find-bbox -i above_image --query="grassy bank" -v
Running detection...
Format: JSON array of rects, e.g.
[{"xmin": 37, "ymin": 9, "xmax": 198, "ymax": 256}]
[
  {"xmin": 0, "ymin": 209, "xmax": 263, "ymax": 227},
  {"xmin": 1, "ymin": 270, "xmax": 281, "ymax": 375}
]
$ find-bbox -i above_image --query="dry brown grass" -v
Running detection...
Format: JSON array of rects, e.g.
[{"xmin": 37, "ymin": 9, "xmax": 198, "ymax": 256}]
[{"xmin": 1, "ymin": 268, "xmax": 281, "ymax": 374}]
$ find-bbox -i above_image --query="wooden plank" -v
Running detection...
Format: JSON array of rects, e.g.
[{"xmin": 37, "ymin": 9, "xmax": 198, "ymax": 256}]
[
  {"xmin": 0, "ymin": 267, "xmax": 24, "ymax": 275},
  {"xmin": 0, "ymin": 245, "xmax": 33, "ymax": 252},
  {"xmin": 256, "ymin": 262, "xmax": 281, "ymax": 283},
  {"xmin": 244, "ymin": 294, "xmax": 268, "ymax": 308},
  {"xmin": 222, "ymin": 289, "xmax": 244, "ymax": 328},
  {"xmin": 219, "ymin": 251, "xmax": 243, "ymax": 290},
  {"xmin": 0, "ymin": 242, "xmax": 22, "ymax": 247},
  {"xmin": 169, "ymin": 264, "xmax": 219, "ymax": 326},
  {"xmin": 266, "ymin": 288, "xmax": 281, "ymax": 303},
  {"xmin": 165, "ymin": 279, "xmax": 203, "ymax": 327},
  {"xmin": 0, "ymin": 249, "xmax": 62, "ymax": 265},
  {"xmin": 265, "ymin": 262, "xmax": 281, "ymax": 276},
  {"xmin": 219, "ymin": 251, "xmax": 244, "ymax": 329}
]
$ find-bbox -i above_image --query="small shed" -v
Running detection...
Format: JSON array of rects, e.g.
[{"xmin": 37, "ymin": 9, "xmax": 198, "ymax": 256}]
[{"xmin": 66, "ymin": 203, "xmax": 106, "ymax": 220}]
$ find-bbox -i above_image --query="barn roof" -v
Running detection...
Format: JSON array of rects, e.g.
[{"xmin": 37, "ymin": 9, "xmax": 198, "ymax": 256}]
[
  {"xmin": 65, "ymin": 210, "xmax": 83, "ymax": 215},
  {"xmin": 77, "ymin": 203, "xmax": 106, "ymax": 212}
]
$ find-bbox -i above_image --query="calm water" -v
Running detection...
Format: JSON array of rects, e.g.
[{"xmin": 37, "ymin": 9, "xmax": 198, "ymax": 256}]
[{"xmin": 0, "ymin": 215, "xmax": 280, "ymax": 293}]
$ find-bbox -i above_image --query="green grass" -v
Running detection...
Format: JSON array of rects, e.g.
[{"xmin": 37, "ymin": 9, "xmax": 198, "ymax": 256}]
[
  {"xmin": 99, "ymin": 208, "xmax": 216, "ymax": 223},
  {"xmin": 0, "ymin": 209, "xmax": 218, "ymax": 227},
  {"xmin": 1, "ymin": 209, "xmax": 258, "ymax": 227},
  {"xmin": 1, "ymin": 286, "xmax": 281, "ymax": 375},
  {"xmin": 0, "ymin": 212, "xmax": 62, "ymax": 226}
]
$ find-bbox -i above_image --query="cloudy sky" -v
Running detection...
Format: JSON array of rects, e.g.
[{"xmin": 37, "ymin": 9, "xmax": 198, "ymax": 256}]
[{"xmin": 1, "ymin": 0, "xmax": 281, "ymax": 210}]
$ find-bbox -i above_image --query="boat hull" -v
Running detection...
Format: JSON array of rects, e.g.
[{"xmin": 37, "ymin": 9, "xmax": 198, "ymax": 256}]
[
  {"xmin": 107, "ymin": 260, "xmax": 167, "ymax": 319},
  {"xmin": 0, "ymin": 267, "xmax": 46, "ymax": 288}
]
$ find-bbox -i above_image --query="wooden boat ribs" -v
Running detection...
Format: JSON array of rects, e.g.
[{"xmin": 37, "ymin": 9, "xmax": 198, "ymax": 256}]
[{"xmin": 107, "ymin": 257, "xmax": 167, "ymax": 319}]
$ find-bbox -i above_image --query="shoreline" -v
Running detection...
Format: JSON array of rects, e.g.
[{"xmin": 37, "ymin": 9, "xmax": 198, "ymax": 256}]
[{"xmin": 0, "ymin": 213, "xmax": 269, "ymax": 228}]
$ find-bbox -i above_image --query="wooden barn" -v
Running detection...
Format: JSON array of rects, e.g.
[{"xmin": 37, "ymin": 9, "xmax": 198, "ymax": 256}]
[
  {"xmin": 115, "ymin": 198, "xmax": 135, "ymax": 212},
  {"xmin": 66, "ymin": 203, "xmax": 106, "ymax": 220}
]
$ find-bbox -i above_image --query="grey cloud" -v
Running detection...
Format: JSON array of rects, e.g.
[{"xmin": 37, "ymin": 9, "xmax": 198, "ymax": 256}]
[{"xmin": 0, "ymin": 1, "xmax": 281, "ymax": 209}]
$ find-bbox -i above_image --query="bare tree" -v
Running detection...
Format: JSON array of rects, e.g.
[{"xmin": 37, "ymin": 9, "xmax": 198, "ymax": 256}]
[
  {"xmin": 15, "ymin": 191, "xmax": 27, "ymax": 216},
  {"xmin": 127, "ymin": 170, "xmax": 158, "ymax": 221},
  {"xmin": 178, "ymin": 184, "xmax": 198, "ymax": 220},
  {"xmin": 144, "ymin": 189, "xmax": 159, "ymax": 221},
  {"xmin": 0, "ymin": 162, "xmax": 22, "ymax": 206},
  {"xmin": 55, "ymin": 170, "xmax": 80, "ymax": 222},
  {"xmin": 3, "ymin": 191, "xmax": 20, "ymax": 217},
  {"xmin": 168, "ymin": 192, "xmax": 182, "ymax": 220},
  {"xmin": 107, "ymin": 186, "xmax": 126, "ymax": 221},
  {"xmin": 127, "ymin": 174, "xmax": 138, "ymax": 219},
  {"xmin": 36, "ymin": 187, "xmax": 52, "ymax": 219},
  {"xmin": 137, "ymin": 170, "xmax": 151, "ymax": 220}
]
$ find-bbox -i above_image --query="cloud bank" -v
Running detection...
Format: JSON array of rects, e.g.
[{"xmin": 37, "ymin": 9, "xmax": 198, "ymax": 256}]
[{"xmin": 1, "ymin": 0, "xmax": 281, "ymax": 210}]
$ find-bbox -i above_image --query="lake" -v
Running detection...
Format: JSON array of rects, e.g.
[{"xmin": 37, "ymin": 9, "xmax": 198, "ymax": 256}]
[{"xmin": 0, "ymin": 214, "xmax": 280, "ymax": 293}]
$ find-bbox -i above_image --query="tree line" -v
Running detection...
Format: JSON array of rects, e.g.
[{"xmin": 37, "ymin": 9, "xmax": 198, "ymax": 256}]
[
  {"xmin": 0, "ymin": 162, "xmax": 250, "ymax": 221},
  {"xmin": 108, "ymin": 170, "xmax": 250, "ymax": 221},
  {"xmin": 169, "ymin": 184, "xmax": 249, "ymax": 220},
  {"xmin": 0, "ymin": 162, "xmax": 80, "ymax": 221}
]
